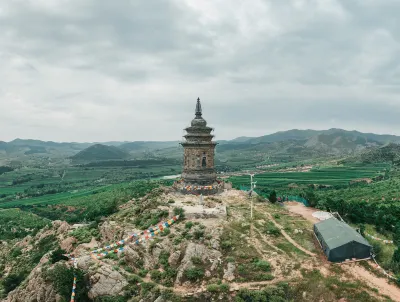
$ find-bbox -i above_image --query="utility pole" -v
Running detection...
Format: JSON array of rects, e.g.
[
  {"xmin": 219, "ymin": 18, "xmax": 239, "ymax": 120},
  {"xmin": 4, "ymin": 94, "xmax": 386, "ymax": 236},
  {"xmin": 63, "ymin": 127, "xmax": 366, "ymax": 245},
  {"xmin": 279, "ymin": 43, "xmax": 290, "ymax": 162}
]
[{"xmin": 249, "ymin": 173, "xmax": 257, "ymax": 219}]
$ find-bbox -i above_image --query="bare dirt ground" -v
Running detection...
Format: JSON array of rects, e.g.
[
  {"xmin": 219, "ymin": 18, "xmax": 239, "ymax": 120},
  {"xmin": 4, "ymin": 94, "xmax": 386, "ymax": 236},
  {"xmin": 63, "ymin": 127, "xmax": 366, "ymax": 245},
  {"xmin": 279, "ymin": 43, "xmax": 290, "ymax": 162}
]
[
  {"xmin": 264, "ymin": 210, "xmax": 317, "ymax": 257},
  {"xmin": 285, "ymin": 202, "xmax": 319, "ymax": 223},
  {"xmin": 286, "ymin": 201, "xmax": 400, "ymax": 302},
  {"xmin": 343, "ymin": 264, "xmax": 400, "ymax": 301}
]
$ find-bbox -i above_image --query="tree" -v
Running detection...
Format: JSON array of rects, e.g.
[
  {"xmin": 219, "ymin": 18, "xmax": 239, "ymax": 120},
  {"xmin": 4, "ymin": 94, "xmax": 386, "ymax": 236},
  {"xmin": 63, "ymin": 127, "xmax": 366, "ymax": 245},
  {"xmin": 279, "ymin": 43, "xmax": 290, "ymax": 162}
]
[
  {"xmin": 393, "ymin": 247, "xmax": 400, "ymax": 264},
  {"xmin": 372, "ymin": 242, "xmax": 382, "ymax": 261},
  {"xmin": 50, "ymin": 247, "xmax": 68, "ymax": 264},
  {"xmin": 359, "ymin": 224, "xmax": 366, "ymax": 237},
  {"xmin": 394, "ymin": 223, "xmax": 400, "ymax": 246},
  {"xmin": 2, "ymin": 273, "xmax": 26, "ymax": 294},
  {"xmin": 269, "ymin": 191, "xmax": 277, "ymax": 204},
  {"xmin": 305, "ymin": 190, "xmax": 317, "ymax": 207}
]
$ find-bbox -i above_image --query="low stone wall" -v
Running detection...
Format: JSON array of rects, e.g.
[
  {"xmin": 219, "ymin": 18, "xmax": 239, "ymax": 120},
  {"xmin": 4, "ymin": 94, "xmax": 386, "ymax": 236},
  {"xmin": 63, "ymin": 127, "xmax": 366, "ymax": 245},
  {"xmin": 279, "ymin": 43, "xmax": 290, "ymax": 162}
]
[
  {"xmin": 173, "ymin": 179, "xmax": 225, "ymax": 196},
  {"xmin": 180, "ymin": 187, "xmax": 220, "ymax": 196}
]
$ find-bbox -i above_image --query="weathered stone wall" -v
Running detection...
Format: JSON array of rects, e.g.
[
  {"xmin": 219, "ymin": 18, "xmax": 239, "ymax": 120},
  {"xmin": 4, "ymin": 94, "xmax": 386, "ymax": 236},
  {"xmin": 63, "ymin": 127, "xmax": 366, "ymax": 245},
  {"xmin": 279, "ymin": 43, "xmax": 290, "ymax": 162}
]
[
  {"xmin": 183, "ymin": 146, "xmax": 215, "ymax": 171},
  {"xmin": 181, "ymin": 169, "xmax": 217, "ymax": 185}
]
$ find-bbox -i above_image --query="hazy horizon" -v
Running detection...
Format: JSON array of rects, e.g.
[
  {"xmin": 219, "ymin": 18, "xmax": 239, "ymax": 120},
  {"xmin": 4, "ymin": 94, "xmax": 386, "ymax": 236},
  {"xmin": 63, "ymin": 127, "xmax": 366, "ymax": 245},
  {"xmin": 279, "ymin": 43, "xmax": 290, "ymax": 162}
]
[{"xmin": 3, "ymin": 127, "xmax": 400, "ymax": 144}]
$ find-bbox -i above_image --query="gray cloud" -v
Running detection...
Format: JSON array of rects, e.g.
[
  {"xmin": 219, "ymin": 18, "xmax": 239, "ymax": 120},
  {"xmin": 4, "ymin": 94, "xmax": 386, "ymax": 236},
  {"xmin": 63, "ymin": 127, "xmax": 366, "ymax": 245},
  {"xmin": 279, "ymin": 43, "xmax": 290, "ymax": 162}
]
[{"xmin": 1, "ymin": 0, "xmax": 400, "ymax": 142}]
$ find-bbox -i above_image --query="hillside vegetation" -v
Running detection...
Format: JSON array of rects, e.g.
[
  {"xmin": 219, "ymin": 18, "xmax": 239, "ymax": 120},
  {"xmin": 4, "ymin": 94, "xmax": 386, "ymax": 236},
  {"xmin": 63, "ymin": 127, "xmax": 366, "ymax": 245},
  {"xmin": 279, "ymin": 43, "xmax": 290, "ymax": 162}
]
[
  {"xmin": 70, "ymin": 144, "xmax": 130, "ymax": 161},
  {"xmin": 1, "ymin": 183, "xmax": 397, "ymax": 301},
  {"xmin": 340, "ymin": 143, "xmax": 400, "ymax": 166}
]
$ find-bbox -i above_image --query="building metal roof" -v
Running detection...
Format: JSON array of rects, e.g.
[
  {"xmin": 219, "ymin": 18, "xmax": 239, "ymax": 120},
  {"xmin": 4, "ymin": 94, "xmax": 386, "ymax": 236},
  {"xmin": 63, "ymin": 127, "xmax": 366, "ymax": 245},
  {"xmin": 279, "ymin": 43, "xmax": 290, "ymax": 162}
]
[{"xmin": 314, "ymin": 217, "xmax": 371, "ymax": 250}]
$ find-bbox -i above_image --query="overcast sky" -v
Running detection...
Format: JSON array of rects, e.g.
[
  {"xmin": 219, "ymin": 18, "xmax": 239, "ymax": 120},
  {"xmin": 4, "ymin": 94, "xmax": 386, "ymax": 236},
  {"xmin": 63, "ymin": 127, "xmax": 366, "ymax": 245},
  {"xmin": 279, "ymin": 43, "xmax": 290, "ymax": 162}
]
[{"xmin": 1, "ymin": 0, "xmax": 400, "ymax": 142}]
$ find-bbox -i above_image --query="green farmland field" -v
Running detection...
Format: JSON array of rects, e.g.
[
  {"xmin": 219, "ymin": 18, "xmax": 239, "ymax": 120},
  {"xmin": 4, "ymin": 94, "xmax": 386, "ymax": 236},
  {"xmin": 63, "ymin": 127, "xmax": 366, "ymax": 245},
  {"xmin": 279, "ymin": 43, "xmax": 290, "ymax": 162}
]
[
  {"xmin": 229, "ymin": 163, "xmax": 390, "ymax": 189},
  {"xmin": 0, "ymin": 185, "xmax": 114, "ymax": 208}
]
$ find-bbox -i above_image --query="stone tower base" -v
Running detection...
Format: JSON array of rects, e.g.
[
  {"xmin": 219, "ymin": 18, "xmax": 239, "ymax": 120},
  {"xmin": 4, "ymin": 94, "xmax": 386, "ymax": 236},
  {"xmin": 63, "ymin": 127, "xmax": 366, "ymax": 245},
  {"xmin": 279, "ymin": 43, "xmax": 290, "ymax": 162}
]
[{"xmin": 173, "ymin": 179, "xmax": 226, "ymax": 196}]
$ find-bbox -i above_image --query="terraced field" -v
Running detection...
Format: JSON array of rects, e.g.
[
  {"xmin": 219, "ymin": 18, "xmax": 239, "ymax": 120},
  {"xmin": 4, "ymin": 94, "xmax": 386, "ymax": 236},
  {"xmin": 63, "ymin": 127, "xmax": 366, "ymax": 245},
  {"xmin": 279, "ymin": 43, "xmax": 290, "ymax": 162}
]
[{"xmin": 229, "ymin": 163, "xmax": 390, "ymax": 188}]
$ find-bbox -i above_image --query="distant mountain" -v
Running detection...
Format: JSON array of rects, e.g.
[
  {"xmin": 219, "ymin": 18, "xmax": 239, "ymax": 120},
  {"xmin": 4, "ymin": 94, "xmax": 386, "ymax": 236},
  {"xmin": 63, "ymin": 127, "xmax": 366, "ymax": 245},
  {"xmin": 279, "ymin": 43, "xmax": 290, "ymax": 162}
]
[
  {"xmin": 340, "ymin": 143, "xmax": 400, "ymax": 165},
  {"xmin": 236, "ymin": 129, "xmax": 400, "ymax": 144},
  {"xmin": 221, "ymin": 129, "xmax": 385, "ymax": 157},
  {"xmin": 229, "ymin": 136, "xmax": 255, "ymax": 143},
  {"xmin": 3, "ymin": 128, "xmax": 400, "ymax": 163},
  {"xmin": 120, "ymin": 141, "xmax": 180, "ymax": 152},
  {"xmin": 0, "ymin": 141, "xmax": 7, "ymax": 151},
  {"xmin": 244, "ymin": 129, "xmax": 321, "ymax": 144},
  {"xmin": 70, "ymin": 144, "xmax": 130, "ymax": 161}
]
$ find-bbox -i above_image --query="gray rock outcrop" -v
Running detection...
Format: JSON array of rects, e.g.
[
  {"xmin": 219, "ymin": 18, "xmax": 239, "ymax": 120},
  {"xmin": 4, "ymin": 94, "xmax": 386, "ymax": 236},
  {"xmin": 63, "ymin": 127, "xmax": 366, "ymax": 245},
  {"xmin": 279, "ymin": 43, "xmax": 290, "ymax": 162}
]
[{"xmin": 88, "ymin": 265, "xmax": 128, "ymax": 299}]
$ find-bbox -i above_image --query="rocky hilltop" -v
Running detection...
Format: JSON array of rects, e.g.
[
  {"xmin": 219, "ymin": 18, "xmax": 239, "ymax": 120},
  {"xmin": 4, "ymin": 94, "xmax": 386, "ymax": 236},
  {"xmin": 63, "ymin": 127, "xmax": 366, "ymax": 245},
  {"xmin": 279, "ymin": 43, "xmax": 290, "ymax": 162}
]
[{"xmin": 1, "ymin": 186, "xmax": 398, "ymax": 301}]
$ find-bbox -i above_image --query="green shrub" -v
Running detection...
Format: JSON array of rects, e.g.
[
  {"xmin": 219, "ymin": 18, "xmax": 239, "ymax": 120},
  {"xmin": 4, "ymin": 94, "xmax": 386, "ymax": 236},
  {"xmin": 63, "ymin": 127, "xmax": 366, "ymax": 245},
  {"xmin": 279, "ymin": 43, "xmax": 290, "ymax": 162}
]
[
  {"xmin": 161, "ymin": 228, "xmax": 171, "ymax": 236},
  {"xmin": 206, "ymin": 284, "xmax": 219, "ymax": 292},
  {"xmin": 254, "ymin": 259, "xmax": 271, "ymax": 272},
  {"xmin": 269, "ymin": 191, "xmax": 277, "ymax": 203},
  {"xmin": 193, "ymin": 229, "xmax": 204, "ymax": 240},
  {"xmin": 164, "ymin": 267, "xmax": 178, "ymax": 280},
  {"xmin": 138, "ymin": 269, "xmax": 148, "ymax": 277},
  {"xmin": 173, "ymin": 207, "xmax": 185, "ymax": 220},
  {"xmin": 206, "ymin": 283, "xmax": 230, "ymax": 293},
  {"xmin": 159, "ymin": 251, "xmax": 170, "ymax": 267},
  {"xmin": 185, "ymin": 222, "xmax": 194, "ymax": 229},
  {"xmin": 371, "ymin": 242, "xmax": 382, "ymax": 261},
  {"xmin": 70, "ymin": 224, "xmax": 100, "ymax": 244},
  {"xmin": 150, "ymin": 270, "xmax": 163, "ymax": 282},
  {"xmin": 10, "ymin": 247, "xmax": 22, "ymax": 258},
  {"xmin": 43, "ymin": 264, "xmax": 88, "ymax": 301},
  {"xmin": 184, "ymin": 267, "xmax": 204, "ymax": 282},
  {"xmin": 254, "ymin": 273, "xmax": 274, "ymax": 281},
  {"xmin": 183, "ymin": 231, "xmax": 193, "ymax": 240},
  {"xmin": 393, "ymin": 247, "xmax": 400, "ymax": 264},
  {"xmin": 2, "ymin": 273, "xmax": 26, "ymax": 294},
  {"xmin": 141, "ymin": 282, "xmax": 156, "ymax": 295},
  {"xmin": 265, "ymin": 225, "xmax": 281, "ymax": 237},
  {"xmin": 50, "ymin": 247, "xmax": 68, "ymax": 264},
  {"xmin": 173, "ymin": 236, "xmax": 183, "ymax": 245},
  {"xmin": 128, "ymin": 274, "xmax": 142, "ymax": 284},
  {"xmin": 221, "ymin": 240, "xmax": 233, "ymax": 250},
  {"xmin": 191, "ymin": 256, "xmax": 203, "ymax": 265},
  {"xmin": 107, "ymin": 253, "xmax": 118, "ymax": 260},
  {"xmin": 236, "ymin": 284, "xmax": 289, "ymax": 301},
  {"xmin": 219, "ymin": 283, "xmax": 230, "ymax": 292}
]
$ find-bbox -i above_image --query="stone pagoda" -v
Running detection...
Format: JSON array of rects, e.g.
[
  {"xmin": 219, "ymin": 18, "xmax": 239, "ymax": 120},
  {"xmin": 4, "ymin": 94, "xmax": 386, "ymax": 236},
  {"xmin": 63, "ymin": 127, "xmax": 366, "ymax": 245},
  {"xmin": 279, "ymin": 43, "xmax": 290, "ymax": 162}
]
[{"xmin": 174, "ymin": 98, "xmax": 223, "ymax": 195}]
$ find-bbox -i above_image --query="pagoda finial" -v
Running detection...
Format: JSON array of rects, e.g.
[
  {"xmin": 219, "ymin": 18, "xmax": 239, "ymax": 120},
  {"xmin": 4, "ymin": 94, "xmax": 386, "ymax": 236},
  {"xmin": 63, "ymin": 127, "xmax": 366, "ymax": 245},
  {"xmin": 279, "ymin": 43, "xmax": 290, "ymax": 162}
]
[{"xmin": 195, "ymin": 97, "xmax": 202, "ymax": 118}]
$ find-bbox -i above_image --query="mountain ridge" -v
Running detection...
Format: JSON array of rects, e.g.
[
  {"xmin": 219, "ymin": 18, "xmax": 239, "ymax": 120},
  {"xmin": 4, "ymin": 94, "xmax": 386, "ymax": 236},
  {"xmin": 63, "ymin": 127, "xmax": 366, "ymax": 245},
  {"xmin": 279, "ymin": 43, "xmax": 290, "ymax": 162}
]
[
  {"xmin": 70, "ymin": 144, "xmax": 130, "ymax": 162},
  {"xmin": 2, "ymin": 129, "xmax": 400, "ymax": 162},
  {"xmin": 3, "ymin": 128, "xmax": 400, "ymax": 146}
]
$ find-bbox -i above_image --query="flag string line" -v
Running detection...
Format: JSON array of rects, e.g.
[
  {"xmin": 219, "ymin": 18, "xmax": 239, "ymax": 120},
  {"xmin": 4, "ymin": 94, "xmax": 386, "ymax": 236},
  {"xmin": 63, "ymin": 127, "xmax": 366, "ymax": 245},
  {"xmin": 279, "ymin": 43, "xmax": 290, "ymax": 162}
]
[{"xmin": 63, "ymin": 215, "xmax": 180, "ymax": 302}]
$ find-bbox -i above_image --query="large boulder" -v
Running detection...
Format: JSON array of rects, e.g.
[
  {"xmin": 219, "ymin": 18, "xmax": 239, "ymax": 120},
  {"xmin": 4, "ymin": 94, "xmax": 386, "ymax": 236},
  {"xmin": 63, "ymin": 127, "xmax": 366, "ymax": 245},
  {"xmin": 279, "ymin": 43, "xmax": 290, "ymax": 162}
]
[
  {"xmin": 168, "ymin": 251, "xmax": 181, "ymax": 266},
  {"xmin": 88, "ymin": 265, "xmax": 128, "ymax": 299},
  {"xmin": 175, "ymin": 243, "xmax": 222, "ymax": 285},
  {"xmin": 52, "ymin": 220, "xmax": 70, "ymax": 236},
  {"xmin": 60, "ymin": 237, "xmax": 77, "ymax": 252},
  {"xmin": 223, "ymin": 262, "xmax": 236, "ymax": 281}
]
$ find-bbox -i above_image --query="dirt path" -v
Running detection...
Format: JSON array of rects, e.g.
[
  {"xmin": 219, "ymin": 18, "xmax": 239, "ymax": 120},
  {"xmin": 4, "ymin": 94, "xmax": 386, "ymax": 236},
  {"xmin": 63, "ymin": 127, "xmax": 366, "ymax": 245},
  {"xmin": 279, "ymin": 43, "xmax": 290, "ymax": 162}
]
[
  {"xmin": 173, "ymin": 278, "xmax": 287, "ymax": 295},
  {"xmin": 252, "ymin": 225, "xmax": 287, "ymax": 255},
  {"xmin": 342, "ymin": 263, "xmax": 400, "ymax": 302},
  {"xmin": 285, "ymin": 202, "xmax": 319, "ymax": 223},
  {"xmin": 263, "ymin": 211, "xmax": 316, "ymax": 257}
]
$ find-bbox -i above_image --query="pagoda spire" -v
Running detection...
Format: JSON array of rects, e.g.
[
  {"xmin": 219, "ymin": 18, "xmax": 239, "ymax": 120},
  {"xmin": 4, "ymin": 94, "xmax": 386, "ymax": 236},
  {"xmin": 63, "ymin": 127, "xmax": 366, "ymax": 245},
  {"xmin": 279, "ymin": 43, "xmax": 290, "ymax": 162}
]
[{"xmin": 195, "ymin": 97, "xmax": 202, "ymax": 118}]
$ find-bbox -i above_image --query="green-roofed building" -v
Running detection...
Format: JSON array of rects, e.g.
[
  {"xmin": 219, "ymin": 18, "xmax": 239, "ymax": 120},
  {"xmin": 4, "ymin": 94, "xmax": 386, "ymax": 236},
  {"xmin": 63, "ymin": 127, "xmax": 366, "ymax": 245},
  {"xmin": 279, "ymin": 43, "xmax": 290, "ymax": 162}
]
[{"xmin": 313, "ymin": 217, "xmax": 372, "ymax": 262}]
